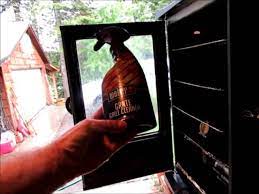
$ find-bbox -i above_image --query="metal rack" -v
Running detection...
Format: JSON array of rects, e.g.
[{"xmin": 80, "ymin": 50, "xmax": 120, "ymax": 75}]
[{"xmin": 164, "ymin": 0, "xmax": 230, "ymax": 193}]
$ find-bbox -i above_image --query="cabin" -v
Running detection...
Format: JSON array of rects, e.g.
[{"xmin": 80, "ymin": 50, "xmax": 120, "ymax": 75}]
[{"xmin": 0, "ymin": 22, "xmax": 58, "ymax": 133}]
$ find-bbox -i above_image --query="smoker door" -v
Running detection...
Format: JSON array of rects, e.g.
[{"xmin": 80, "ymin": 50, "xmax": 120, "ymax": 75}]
[
  {"xmin": 164, "ymin": 0, "xmax": 230, "ymax": 193},
  {"xmin": 60, "ymin": 21, "xmax": 174, "ymax": 190}
]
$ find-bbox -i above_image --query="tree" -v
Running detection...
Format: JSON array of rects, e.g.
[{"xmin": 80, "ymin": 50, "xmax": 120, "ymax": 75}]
[
  {"xmin": 52, "ymin": 0, "xmax": 69, "ymax": 98},
  {"xmin": 0, "ymin": 0, "xmax": 12, "ymax": 14},
  {"xmin": 47, "ymin": 51, "xmax": 65, "ymax": 98},
  {"xmin": 70, "ymin": 0, "xmax": 171, "ymax": 83},
  {"xmin": 3, "ymin": 0, "xmax": 172, "ymax": 95},
  {"xmin": 27, "ymin": 0, "xmax": 41, "ymax": 37},
  {"xmin": 133, "ymin": 0, "xmax": 171, "ymax": 18},
  {"xmin": 10, "ymin": 0, "xmax": 22, "ymax": 21},
  {"xmin": 51, "ymin": 0, "xmax": 95, "ymax": 95}
]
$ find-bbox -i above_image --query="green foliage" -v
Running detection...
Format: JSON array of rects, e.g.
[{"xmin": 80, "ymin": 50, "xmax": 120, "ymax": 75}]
[
  {"xmin": 63, "ymin": 0, "xmax": 171, "ymax": 83},
  {"xmin": 133, "ymin": 0, "xmax": 172, "ymax": 18},
  {"xmin": 52, "ymin": 0, "xmax": 94, "ymax": 25},
  {"xmin": 50, "ymin": 0, "xmax": 172, "ymax": 88},
  {"xmin": 48, "ymin": 51, "xmax": 64, "ymax": 98},
  {"xmin": 7, "ymin": 0, "xmax": 172, "ymax": 97},
  {"xmin": 125, "ymin": 36, "xmax": 154, "ymax": 60},
  {"xmin": 76, "ymin": 39, "xmax": 113, "ymax": 84}
]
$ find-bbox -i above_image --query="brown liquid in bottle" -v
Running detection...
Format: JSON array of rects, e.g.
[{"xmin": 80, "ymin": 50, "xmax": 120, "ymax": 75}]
[{"xmin": 94, "ymin": 27, "xmax": 156, "ymax": 132}]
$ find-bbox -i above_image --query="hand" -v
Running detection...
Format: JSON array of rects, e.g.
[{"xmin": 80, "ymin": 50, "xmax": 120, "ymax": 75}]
[
  {"xmin": 0, "ymin": 107, "xmax": 137, "ymax": 194},
  {"xmin": 54, "ymin": 107, "xmax": 137, "ymax": 176}
]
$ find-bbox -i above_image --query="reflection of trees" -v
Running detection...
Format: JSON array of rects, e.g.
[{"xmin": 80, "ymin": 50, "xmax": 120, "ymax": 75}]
[{"xmin": 77, "ymin": 36, "xmax": 154, "ymax": 84}]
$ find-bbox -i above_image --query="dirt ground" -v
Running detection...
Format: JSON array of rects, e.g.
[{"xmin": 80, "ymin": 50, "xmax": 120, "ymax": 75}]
[{"xmin": 5, "ymin": 103, "xmax": 74, "ymax": 155}]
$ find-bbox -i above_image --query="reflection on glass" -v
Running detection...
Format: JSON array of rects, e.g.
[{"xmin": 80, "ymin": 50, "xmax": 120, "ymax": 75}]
[{"xmin": 76, "ymin": 36, "xmax": 159, "ymax": 133}]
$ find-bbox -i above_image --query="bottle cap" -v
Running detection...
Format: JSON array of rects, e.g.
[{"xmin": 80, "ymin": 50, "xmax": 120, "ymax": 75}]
[{"xmin": 94, "ymin": 26, "xmax": 130, "ymax": 51}]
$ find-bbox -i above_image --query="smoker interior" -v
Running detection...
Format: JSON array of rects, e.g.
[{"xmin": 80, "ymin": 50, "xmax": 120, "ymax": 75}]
[{"xmin": 166, "ymin": 1, "xmax": 229, "ymax": 193}]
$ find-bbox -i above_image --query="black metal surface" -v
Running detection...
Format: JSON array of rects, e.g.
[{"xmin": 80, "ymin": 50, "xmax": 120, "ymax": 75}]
[
  {"xmin": 82, "ymin": 135, "xmax": 172, "ymax": 190},
  {"xmin": 164, "ymin": 169, "xmax": 204, "ymax": 194},
  {"xmin": 60, "ymin": 28, "xmax": 85, "ymax": 124},
  {"xmin": 167, "ymin": 0, "xmax": 230, "ymax": 193},
  {"xmin": 167, "ymin": 0, "xmax": 227, "ymax": 49},
  {"xmin": 59, "ymin": 0, "xmax": 236, "ymax": 192},
  {"xmin": 60, "ymin": 21, "xmax": 173, "ymax": 190},
  {"xmin": 172, "ymin": 41, "xmax": 228, "ymax": 89},
  {"xmin": 174, "ymin": 132, "xmax": 229, "ymax": 194},
  {"xmin": 173, "ymin": 107, "xmax": 228, "ymax": 162},
  {"xmin": 173, "ymin": 82, "xmax": 228, "ymax": 132},
  {"xmin": 65, "ymin": 97, "xmax": 72, "ymax": 114}
]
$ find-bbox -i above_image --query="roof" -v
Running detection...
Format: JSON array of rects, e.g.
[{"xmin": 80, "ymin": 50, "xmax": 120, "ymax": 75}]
[
  {"xmin": 0, "ymin": 21, "xmax": 58, "ymax": 72},
  {"xmin": 0, "ymin": 22, "xmax": 27, "ymax": 63},
  {"xmin": 156, "ymin": 0, "xmax": 215, "ymax": 22},
  {"xmin": 155, "ymin": 0, "xmax": 182, "ymax": 19}
]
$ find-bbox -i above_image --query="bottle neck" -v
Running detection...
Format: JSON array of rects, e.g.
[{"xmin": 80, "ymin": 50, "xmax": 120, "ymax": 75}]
[{"xmin": 110, "ymin": 43, "xmax": 129, "ymax": 61}]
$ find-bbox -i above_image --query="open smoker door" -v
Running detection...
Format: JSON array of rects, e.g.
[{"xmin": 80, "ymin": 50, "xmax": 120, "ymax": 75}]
[
  {"xmin": 160, "ymin": 0, "xmax": 230, "ymax": 193},
  {"xmin": 60, "ymin": 22, "xmax": 174, "ymax": 190}
]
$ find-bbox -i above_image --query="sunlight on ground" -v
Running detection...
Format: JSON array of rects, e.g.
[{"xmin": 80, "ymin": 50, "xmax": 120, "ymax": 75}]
[
  {"xmin": 54, "ymin": 173, "xmax": 171, "ymax": 194},
  {"xmin": 9, "ymin": 104, "xmax": 73, "ymax": 154}
]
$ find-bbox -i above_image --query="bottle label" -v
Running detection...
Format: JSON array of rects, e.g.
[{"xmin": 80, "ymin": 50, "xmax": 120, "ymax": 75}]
[
  {"xmin": 108, "ymin": 98, "xmax": 141, "ymax": 119},
  {"xmin": 103, "ymin": 85, "xmax": 156, "ymax": 129},
  {"xmin": 103, "ymin": 86, "xmax": 139, "ymax": 119}
]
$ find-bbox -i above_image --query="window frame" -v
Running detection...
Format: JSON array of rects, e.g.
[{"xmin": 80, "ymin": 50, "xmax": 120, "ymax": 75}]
[{"xmin": 60, "ymin": 21, "xmax": 174, "ymax": 190}]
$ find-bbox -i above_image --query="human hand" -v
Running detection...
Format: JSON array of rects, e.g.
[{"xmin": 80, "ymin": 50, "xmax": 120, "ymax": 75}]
[
  {"xmin": 0, "ymin": 107, "xmax": 137, "ymax": 194},
  {"xmin": 54, "ymin": 107, "xmax": 137, "ymax": 177}
]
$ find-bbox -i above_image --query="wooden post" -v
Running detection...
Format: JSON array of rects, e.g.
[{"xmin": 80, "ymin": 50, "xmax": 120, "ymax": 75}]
[{"xmin": 51, "ymin": 73, "xmax": 58, "ymax": 102}]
